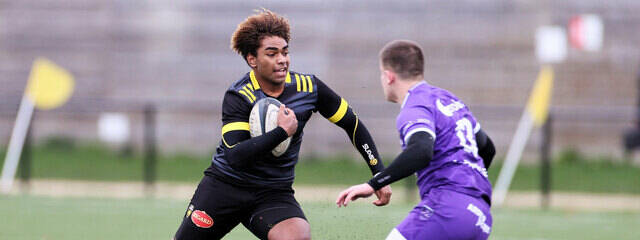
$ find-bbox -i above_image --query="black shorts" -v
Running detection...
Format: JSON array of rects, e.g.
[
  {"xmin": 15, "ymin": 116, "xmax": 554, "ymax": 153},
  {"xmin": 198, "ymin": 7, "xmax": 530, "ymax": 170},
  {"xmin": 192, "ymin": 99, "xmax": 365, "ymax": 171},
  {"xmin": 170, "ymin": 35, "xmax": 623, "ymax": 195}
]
[{"xmin": 174, "ymin": 175, "xmax": 306, "ymax": 240}]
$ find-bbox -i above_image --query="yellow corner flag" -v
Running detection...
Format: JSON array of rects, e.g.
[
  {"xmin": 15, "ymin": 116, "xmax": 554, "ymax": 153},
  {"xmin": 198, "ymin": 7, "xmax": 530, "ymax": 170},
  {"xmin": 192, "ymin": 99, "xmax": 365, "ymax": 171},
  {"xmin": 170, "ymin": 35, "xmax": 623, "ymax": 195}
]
[
  {"xmin": 526, "ymin": 65, "xmax": 554, "ymax": 126},
  {"xmin": 2, "ymin": 58, "xmax": 74, "ymax": 193},
  {"xmin": 493, "ymin": 65, "xmax": 555, "ymax": 206},
  {"xmin": 25, "ymin": 58, "xmax": 75, "ymax": 110}
]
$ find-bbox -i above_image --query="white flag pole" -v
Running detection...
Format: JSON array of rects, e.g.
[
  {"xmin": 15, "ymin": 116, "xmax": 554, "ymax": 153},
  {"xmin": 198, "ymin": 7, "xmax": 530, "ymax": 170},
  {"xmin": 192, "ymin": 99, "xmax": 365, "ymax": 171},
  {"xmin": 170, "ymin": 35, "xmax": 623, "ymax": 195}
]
[
  {"xmin": 492, "ymin": 111, "xmax": 534, "ymax": 207},
  {"xmin": 1, "ymin": 95, "xmax": 36, "ymax": 193}
]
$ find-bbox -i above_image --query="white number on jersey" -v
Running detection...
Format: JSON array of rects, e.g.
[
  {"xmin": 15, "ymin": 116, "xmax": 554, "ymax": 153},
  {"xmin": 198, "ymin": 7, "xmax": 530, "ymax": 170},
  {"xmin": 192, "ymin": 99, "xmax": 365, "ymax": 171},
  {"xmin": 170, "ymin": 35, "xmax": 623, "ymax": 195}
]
[{"xmin": 455, "ymin": 118, "xmax": 479, "ymax": 158}]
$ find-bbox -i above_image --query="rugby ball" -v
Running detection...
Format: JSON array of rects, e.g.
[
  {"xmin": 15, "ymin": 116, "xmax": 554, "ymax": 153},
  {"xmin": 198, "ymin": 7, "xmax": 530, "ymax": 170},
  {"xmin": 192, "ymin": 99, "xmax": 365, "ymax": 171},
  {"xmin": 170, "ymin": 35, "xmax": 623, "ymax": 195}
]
[{"xmin": 249, "ymin": 97, "xmax": 292, "ymax": 157}]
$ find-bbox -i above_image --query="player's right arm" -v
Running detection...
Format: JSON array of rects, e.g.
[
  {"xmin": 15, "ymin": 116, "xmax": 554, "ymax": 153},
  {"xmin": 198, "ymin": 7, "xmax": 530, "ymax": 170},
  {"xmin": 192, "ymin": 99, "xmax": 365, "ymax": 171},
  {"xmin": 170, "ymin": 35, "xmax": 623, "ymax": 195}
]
[
  {"xmin": 336, "ymin": 101, "xmax": 436, "ymax": 206},
  {"xmin": 360, "ymin": 129, "xmax": 494, "ymax": 192},
  {"xmin": 367, "ymin": 132, "xmax": 434, "ymax": 191},
  {"xmin": 336, "ymin": 132, "xmax": 434, "ymax": 207},
  {"xmin": 220, "ymin": 91, "xmax": 295, "ymax": 170}
]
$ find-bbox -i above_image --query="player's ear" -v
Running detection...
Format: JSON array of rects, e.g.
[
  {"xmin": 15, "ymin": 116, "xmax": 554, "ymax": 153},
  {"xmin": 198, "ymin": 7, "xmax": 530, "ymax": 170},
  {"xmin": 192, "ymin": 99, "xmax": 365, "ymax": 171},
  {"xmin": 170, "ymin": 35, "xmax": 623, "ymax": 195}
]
[
  {"xmin": 247, "ymin": 54, "xmax": 257, "ymax": 68},
  {"xmin": 385, "ymin": 70, "xmax": 396, "ymax": 85}
]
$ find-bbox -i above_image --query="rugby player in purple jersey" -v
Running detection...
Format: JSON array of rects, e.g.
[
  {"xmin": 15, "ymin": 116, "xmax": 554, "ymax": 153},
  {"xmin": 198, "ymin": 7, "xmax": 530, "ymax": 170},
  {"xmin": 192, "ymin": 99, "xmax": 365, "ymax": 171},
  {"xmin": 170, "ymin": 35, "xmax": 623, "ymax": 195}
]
[{"xmin": 336, "ymin": 40, "xmax": 496, "ymax": 240}]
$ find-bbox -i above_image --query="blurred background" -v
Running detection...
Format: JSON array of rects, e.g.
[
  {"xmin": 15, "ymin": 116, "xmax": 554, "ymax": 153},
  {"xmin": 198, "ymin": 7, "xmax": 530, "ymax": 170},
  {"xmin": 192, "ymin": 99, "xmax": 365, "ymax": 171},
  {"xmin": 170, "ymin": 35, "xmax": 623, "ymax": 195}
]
[
  {"xmin": 1, "ymin": 0, "xmax": 639, "ymax": 157},
  {"xmin": 1, "ymin": 1, "xmax": 639, "ymax": 239}
]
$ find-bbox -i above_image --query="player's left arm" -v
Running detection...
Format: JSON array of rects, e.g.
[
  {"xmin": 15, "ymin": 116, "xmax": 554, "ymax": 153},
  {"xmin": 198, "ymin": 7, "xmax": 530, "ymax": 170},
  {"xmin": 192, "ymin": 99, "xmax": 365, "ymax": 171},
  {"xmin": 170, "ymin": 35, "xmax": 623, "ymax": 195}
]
[
  {"xmin": 315, "ymin": 79, "xmax": 385, "ymax": 175},
  {"xmin": 475, "ymin": 129, "xmax": 496, "ymax": 169},
  {"xmin": 316, "ymin": 78, "xmax": 391, "ymax": 206}
]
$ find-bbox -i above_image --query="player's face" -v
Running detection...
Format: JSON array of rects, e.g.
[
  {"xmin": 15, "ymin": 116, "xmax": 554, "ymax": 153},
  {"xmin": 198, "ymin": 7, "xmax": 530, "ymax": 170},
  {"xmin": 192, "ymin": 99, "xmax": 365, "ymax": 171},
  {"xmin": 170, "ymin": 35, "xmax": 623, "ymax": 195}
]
[
  {"xmin": 379, "ymin": 63, "xmax": 395, "ymax": 102},
  {"xmin": 250, "ymin": 36, "xmax": 290, "ymax": 86}
]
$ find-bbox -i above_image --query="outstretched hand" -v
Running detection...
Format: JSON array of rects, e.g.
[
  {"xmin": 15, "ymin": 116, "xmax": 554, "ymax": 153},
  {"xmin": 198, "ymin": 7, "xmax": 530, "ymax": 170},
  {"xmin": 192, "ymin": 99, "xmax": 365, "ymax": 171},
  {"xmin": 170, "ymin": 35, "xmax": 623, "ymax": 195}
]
[
  {"xmin": 335, "ymin": 183, "xmax": 375, "ymax": 207},
  {"xmin": 373, "ymin": 185, "xmax": 392, "ymax": 206}
]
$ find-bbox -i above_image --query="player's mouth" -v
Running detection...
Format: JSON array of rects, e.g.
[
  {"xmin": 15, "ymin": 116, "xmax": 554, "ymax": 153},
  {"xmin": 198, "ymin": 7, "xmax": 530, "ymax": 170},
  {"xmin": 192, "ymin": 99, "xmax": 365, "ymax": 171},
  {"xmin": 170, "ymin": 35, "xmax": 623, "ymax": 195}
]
[{"xmin": 274, "ymin": 67, "xmax": 288, "ymax": 79}]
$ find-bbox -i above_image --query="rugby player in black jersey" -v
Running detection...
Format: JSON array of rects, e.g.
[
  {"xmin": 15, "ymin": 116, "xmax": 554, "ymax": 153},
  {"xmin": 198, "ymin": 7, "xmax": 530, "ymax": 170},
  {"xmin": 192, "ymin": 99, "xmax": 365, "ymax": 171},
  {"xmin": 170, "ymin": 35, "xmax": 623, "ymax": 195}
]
[{"xmin": 174, "ymin": 9, "xmax": 392, "ymax": 240}]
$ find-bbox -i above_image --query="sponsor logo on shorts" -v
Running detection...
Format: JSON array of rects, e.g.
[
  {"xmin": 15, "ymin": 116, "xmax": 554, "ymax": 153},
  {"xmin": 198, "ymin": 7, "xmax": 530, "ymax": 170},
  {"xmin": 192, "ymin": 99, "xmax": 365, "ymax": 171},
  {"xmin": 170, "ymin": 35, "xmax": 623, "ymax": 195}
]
[
  {"xmin": 417, "ymin": 204, "xmax": 434, "ymax": 221},
  {"xmin": 191, "ymin": 210, "xmax": 214, "ymax": 228},
  {"xmin": 467, "ymin": 203, "xmax": 491, "ymax": 234}
]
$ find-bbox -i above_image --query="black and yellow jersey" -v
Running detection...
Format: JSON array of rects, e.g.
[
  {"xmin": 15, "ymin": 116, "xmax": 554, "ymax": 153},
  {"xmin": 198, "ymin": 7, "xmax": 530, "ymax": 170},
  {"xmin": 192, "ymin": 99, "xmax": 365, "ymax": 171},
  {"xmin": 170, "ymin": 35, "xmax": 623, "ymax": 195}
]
[{"xmin": 205, "ymin": 70, "xmax": 383, "ymax": 187}]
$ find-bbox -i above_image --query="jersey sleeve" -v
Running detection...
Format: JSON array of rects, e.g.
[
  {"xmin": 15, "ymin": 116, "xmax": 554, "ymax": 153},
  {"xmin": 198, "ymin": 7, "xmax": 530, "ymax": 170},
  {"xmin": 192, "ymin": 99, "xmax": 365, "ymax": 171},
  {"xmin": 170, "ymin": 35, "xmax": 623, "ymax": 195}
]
[
  {"xmin": 315, "ymin": 78, "xmax": 385, "ymax": 174},
  {"xmin": 315, "ymin": 78, "xmax": 345, "ymax": 119},
  {"xmin": 220, "ymin": 91, "xmax": 251, "ymax": 149},
  {"xmin": 397, "ymin": 103, "xmax": 436, "ymax": 146}
]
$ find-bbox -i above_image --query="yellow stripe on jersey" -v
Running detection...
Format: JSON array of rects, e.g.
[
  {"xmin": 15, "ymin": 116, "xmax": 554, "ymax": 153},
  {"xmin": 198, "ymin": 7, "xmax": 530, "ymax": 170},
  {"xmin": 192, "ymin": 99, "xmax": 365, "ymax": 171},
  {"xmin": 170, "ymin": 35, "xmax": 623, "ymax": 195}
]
[
  {"xmin": 250, "ymin": 70, "xmax": 260, "ymax": 90},
  {"xmin": 295, "ymin": 74, "xmax": 301, "ymax": 92},
  {"xmin": 293, "ymin": 73, "xmax": 313, "ymax": 93},
  {"xmin": 328, "ymin": 98, "xmax": 349, "ymax": 123},
  {"xmin": 221, "ymin": 122, "xmax": 250, "ymax": 135},
  {"xmin": 243, "ymin": 85, "xmax": 256, "ymax": 100},
  {"xmin": 247, "ymin": 83, "xmax": 254, "ymax": 91},
  {"xmin": 351, "ymin": 115, "xmax": 359, "ymax": 146},
  {"xmin": 221, "ymin": 122, "xmax": 250, "ymax": 148},
  {"xmin": 285, "ymin": 72, "xmax": 292, "ymax": 83},
  {"xmin": 306, "ymin": 75, "xmax": 313, "ymax": 93},
  {"xmin": 222, "ymin": 138, "xmax": 236, "ymax": 148},
  {"xmin": 238, "ymin": 89, "xmax": 254, "ymax": 103},
  {"xmin": 301, "ymin": 75, "xmax": 308, "ymax": 92}
]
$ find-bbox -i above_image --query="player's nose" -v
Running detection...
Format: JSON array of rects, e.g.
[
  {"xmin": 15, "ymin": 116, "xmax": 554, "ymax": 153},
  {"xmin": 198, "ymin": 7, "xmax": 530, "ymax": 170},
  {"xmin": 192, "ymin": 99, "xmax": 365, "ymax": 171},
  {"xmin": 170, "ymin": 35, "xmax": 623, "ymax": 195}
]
[{"xmin": 276, "ymin": 53, "xmax": 287, "ymax": 64}]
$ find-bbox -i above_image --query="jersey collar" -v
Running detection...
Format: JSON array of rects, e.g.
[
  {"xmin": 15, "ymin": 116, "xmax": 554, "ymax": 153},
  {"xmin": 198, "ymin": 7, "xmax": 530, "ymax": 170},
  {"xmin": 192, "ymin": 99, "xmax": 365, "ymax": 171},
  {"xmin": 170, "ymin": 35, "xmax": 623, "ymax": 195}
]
[
  {"xmin": 401, "ymin": 81, "xmax": 427, "ymax": 108},
  {"xmin": 250, "ymin": 70, "xmax": 261, "ymax": 90},
  {"xmin": 249, "ymin": 70, "xmax": 292, "ymax": 90}
]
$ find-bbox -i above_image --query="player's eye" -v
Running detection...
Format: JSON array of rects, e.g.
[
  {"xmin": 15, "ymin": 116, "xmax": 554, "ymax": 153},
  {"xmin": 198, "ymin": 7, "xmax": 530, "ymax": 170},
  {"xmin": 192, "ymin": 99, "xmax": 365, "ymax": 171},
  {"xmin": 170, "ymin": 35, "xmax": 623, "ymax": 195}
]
[{"xmin": 282, "ymin": 51, "xmax": 289, "ymax": 56}]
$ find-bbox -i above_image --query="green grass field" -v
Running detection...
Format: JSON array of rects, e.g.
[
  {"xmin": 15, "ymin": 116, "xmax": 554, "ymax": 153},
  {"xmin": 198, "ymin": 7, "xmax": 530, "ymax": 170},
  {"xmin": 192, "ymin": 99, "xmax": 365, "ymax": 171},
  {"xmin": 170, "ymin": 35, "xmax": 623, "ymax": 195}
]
[
  {"xmin": 2, "ymin": 142, "xmax": 640, "ymax": 193},
  {"xmin": 1, "ymin": 194, "xmax": 639, "ymax": 240},
  {"xmin": 2, "ymin": 142, "xmax": 640, "ymax": 239}
]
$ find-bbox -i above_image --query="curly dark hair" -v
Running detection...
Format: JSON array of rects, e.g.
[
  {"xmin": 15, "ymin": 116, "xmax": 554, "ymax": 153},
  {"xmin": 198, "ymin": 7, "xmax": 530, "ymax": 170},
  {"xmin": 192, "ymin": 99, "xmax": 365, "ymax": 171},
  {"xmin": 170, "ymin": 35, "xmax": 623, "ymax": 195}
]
[{"xmin": 231, "ymin": 9, "xmax": 291, "ymax": 61}]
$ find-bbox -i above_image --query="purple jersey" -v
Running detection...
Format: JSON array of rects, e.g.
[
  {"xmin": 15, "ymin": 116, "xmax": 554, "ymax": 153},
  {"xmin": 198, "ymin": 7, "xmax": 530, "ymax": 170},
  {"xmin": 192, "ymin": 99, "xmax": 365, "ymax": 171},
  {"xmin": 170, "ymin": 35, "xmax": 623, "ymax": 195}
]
[{"xmin": 396, "ymin": 82, "xmax": 492, "ymax": 201}]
